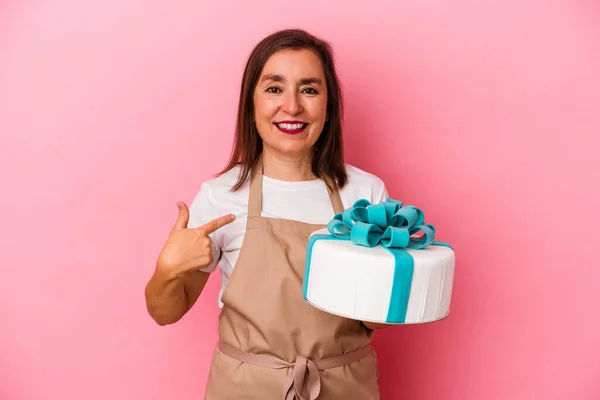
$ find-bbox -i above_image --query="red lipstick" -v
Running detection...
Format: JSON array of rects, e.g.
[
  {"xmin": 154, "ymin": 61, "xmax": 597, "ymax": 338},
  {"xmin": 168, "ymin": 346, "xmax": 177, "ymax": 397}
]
[{"xmin": 275, "ymin": 120, "xmax": 307, "ymax": 135}]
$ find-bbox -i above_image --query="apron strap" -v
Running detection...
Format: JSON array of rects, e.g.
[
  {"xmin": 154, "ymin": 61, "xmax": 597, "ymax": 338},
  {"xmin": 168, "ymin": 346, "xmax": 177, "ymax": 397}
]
[
  {"xmin": 247, "ymin": 153, "xmax": 345, "ymax": 218},
  {"xmin": 326, "ymin": 183, "xmax": 345, "ymax": 215},
  {"xmin": 248, "ymin": 157, "xmax": 263, "ymax": 218}
]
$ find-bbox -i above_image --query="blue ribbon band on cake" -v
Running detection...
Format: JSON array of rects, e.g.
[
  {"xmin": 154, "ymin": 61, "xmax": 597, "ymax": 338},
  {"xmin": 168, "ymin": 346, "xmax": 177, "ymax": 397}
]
[{"xmin": 304, "ymin": 198, "xmax": 452, "ymax": 323}]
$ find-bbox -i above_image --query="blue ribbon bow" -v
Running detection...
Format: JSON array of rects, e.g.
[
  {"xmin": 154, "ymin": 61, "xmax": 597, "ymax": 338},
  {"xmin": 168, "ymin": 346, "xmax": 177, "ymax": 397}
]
[
  {"xmin": 327, "ymin": 198, "xmax": 440, "ymax": 250},
  {"xmin": 303, "ymin": 198, "xmax": 451, "ymax": 323}
]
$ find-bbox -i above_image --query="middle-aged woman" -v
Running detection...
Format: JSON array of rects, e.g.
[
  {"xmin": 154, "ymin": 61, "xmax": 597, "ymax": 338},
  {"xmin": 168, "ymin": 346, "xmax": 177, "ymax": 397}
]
[{"xmin": 145, "ymin": 29, "xmax": 391, "ymax": 399}]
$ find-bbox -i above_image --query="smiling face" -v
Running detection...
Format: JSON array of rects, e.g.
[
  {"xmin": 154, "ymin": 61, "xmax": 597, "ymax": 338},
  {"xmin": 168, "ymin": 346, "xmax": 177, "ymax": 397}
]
[{"xmin": 253, "ymin": 49, "xmax": 328, "ymax": 159}]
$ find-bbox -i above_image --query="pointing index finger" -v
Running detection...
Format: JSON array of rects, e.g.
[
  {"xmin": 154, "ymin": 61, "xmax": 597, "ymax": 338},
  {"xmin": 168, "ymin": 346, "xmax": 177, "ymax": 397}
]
[{"xmin": 199, "ymin": 214, "xmax": 236, "ymax": 234}]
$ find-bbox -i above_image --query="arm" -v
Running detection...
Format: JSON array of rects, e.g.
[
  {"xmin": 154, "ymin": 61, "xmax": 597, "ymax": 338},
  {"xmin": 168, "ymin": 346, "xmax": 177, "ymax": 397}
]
[
  {"xmin": 144, "ymin": 196, "xmax": 234, "ymax": 326},
  {"xmin": 145, "ymin": 267, "xmax": 210, "ymax": 326}
]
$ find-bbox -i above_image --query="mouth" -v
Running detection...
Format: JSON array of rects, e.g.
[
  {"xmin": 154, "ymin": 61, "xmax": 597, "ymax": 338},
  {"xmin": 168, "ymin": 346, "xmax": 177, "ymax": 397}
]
[{"xmin": 274, "ymin": 121, "xmax": 308, "ymax": 135}]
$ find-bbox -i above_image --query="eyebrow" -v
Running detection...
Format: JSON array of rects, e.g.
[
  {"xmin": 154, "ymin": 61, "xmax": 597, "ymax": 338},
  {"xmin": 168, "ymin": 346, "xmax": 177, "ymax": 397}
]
[{"xmin": 261, "ymin": 74, "xmax": 323, "ymax": 85}]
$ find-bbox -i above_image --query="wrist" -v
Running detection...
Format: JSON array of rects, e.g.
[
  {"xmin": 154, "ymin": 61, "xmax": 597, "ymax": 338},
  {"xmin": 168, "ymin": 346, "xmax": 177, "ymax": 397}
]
[{"xmin": 154, "ymin": 260, "xmax": 183, "ymax": 283}]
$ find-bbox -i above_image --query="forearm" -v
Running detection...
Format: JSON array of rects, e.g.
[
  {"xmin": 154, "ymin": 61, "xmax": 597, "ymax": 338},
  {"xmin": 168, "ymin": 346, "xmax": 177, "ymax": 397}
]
[{"xmin": 144, "ymin": 267, "xmax": 188, "ymax": 326}]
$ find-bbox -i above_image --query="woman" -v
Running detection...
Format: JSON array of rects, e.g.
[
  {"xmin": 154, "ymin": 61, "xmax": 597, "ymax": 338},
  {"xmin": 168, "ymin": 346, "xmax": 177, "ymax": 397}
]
[{"xmin": 145, "ymin": 29, "xmax": 389, "ymax": 399}]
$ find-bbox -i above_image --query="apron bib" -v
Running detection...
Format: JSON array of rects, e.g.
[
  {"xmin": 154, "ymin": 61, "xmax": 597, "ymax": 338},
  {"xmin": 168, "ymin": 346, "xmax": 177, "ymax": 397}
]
[{"xmin": 205, "ymin": 158, "xmax": 380, "ymax": 400}]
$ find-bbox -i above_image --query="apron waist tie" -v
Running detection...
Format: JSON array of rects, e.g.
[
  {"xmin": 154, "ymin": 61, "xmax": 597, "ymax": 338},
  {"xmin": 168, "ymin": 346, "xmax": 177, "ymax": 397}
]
[{"xmin": 218, "ymin": 341, "xmax": 372, "ymax": 400}]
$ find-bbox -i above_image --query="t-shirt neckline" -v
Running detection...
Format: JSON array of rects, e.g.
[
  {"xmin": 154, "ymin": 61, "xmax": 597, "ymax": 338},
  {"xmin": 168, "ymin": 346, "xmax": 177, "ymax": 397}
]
[{"xmin": 262, "ymin": 174, "xmax": 324, "ymax": 190}]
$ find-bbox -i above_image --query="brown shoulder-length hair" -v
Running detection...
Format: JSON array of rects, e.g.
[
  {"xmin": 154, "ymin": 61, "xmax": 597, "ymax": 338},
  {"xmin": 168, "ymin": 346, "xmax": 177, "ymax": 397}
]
[{"xmin": 218, "ymin": 28, "xmax": 347, "ymax": 191}]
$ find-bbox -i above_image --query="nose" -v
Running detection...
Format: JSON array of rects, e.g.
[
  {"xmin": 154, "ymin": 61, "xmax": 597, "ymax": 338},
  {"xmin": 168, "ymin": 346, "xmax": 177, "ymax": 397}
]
[{"xmin": 281, "ymin": 91, "xmax": 302, "ymax": 115}]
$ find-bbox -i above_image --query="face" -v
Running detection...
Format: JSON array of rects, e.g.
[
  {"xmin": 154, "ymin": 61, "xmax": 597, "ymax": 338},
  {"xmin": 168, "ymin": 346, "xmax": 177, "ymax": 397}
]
[{"xmin": 253, "ymin": 49, "xmax": 328, "ymax": 159}]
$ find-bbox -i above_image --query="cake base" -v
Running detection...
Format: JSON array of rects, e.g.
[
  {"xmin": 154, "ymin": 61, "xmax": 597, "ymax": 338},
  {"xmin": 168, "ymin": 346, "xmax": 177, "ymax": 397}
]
[{"xmin": 305, "ymin": 298, "xmax": 451, "ymax": 325}]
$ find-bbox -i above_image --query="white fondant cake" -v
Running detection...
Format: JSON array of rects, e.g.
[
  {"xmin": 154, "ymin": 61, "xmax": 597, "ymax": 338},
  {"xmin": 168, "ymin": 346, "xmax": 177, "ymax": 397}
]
[{"xmin": 303, "ymin": 228, "xmax": 455, "ymax": 324}]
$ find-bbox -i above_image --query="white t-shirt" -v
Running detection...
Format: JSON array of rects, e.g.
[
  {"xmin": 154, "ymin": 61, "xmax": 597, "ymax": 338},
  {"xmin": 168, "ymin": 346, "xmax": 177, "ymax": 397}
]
[{"xmin": 187, "ymin": 164, "xmax": 389, "ymax": 307}]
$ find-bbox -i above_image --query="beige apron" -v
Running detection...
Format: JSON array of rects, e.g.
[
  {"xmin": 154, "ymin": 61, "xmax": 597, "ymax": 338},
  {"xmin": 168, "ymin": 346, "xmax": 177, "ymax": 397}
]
[{"xmin": 204, "ymin": 158, "xmax": 380, "ymax": 400}]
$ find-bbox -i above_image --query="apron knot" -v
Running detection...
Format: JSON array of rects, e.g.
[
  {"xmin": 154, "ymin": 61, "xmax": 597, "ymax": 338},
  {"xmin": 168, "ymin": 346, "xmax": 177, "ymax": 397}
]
[
  {"xmin": 283, "ymin": 355, "xmax": 321, "ymax": 400},
  {"xmin": 218, "ymin": 341, "xmax": 373, "ymax": 400}
]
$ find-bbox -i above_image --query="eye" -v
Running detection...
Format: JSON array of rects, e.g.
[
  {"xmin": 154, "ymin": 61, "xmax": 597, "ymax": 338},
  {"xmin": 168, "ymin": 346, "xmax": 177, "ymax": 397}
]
[
  {"xmin": 266, "ymin": 86, "xmax": 282, "ymax": 94},
  {"xmin": 301, "ymin": 87, "xmax": 319, "ymax": 95}
]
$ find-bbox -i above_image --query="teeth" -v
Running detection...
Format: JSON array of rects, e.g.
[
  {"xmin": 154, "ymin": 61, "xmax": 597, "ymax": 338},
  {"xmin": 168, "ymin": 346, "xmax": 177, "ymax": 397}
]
[{"xmin": 277, "ymin": 123, "xmax": 305, "ymax": 130}]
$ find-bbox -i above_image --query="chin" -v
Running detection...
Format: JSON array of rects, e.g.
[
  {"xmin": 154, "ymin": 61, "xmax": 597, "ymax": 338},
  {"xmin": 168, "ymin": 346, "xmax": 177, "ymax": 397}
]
[
  {"xmin": 265, "ymin": 140, "xmax": 314, "ymax": 157},
  {"xmin": 272, "ymin": 148, "xmax": 313, "ymax": 158}
]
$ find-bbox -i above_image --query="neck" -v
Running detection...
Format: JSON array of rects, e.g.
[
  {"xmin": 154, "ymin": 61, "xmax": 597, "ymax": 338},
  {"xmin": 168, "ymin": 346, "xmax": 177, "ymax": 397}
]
[{"xmin": 261, "ymin": 147, "xmax": 316, "ymax": 181}]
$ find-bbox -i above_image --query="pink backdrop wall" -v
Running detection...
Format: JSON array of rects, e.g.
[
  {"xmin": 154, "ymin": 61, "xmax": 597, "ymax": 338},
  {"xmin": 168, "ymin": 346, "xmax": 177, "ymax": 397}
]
[{"xmin": 1, "ymin": 1, "xmax": 599, "ymax": 399}]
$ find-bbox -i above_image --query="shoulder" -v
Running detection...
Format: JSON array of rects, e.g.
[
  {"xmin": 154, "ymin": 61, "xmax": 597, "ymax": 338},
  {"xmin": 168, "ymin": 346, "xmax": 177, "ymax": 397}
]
[
  {"xmin": 339, "ymin": 164, "xmax": 388, "ymax": 204},
  {"xmin": 194, "ymin": 166, "xmax": 246, "ymax": 201},
  {"xmin": 344, "ymin": 164, "xmax": 386, "ymax": 191}
]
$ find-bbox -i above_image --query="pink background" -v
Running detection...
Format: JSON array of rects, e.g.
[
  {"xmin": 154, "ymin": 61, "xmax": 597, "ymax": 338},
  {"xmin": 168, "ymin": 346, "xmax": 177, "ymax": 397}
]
[{"xmin": 1, "ymin": 1, "xmax": 599, "ymax": 399}]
